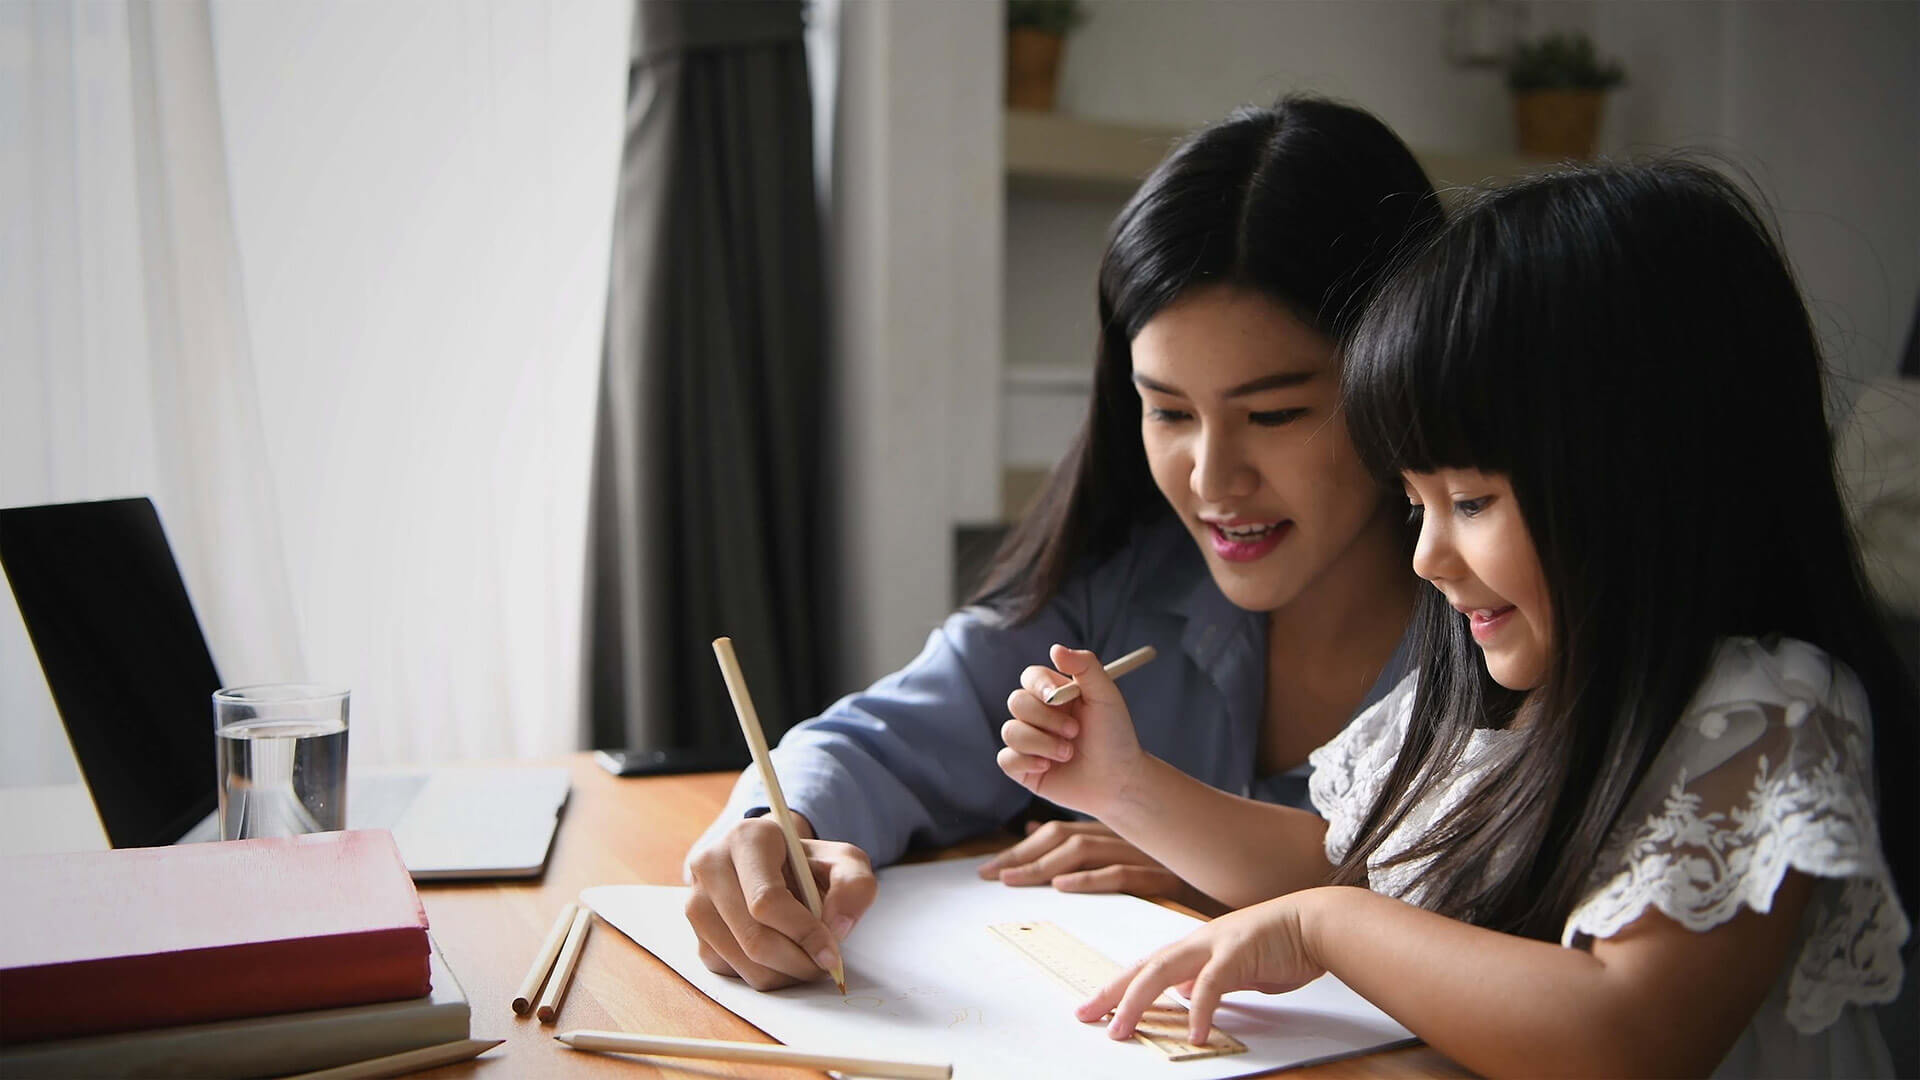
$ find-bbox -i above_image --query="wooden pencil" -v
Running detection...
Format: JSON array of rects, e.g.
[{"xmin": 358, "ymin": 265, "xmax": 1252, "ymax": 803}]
[
  {"xmin": 534, "ymin": 905, "xmax": 593, "ymax": 1023},
  {"xmin": 512, "ymin": 901, "xmax": 579, "ymax": 1015},
  {"xmin": 557, "ymin": 1030, "xmax": 951, "ymax": 1080},
  {"xmin": 284, "ymin": 1038, "xmax": 504, "ymax": 1079},
  {"xmin": 711, "ymin": 636, "xmax": 847, "ymax": 994},
  {"xmin": 1042, "ymin": 644, "xmax": 1158, "ymax": 705}
]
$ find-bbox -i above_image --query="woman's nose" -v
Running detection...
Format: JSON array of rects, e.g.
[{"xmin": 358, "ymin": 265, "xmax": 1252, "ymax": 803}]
[{"xmin": 1190, "ymin": 427, "xmax": 1256, "ymax": 504}]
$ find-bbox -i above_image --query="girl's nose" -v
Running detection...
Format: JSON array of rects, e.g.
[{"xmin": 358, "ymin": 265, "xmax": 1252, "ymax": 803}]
[
  {"xmin": 1410, "ymin": 516, "xmax": 1457, "ymax": 583},
  {"xmin": 1190, "ymin": 427, "xmax": 1256, "ymax": 504}
]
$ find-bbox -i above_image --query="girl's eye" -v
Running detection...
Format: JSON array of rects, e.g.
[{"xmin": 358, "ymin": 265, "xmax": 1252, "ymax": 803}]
[
  {"xmin": 1405, "ymin": 504, "xmax": 1425, "ymax": 525},
  {"xmin": 1250, "ymin": 408, "xmax": 1309, "ymax": 428},
  {"xmin": 1145, "ymin": 407, "xmax": 1191, "ymax": 424},
  {"xmin": 1454, "ymin": 497, "xmax": 1491, "ymax": 518}
]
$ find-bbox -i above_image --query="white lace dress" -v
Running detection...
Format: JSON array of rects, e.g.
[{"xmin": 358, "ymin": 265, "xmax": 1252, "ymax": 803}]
[{"xmin": 1308, "ymin": 636, "xmax": 1910, "ymax": 1078}]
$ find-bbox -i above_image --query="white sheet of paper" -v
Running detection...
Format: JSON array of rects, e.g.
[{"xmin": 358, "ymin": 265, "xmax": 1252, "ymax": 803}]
[{"xmin": 583, "ymin": 856, "xmax": 1415, "ymax": 1079}]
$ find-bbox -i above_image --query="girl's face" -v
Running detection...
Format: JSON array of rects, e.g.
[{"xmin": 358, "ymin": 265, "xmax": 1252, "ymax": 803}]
[
  {"xmin": 1402, "ymin": 470, "xmax": 1551, "ymax": 690},
  {"xmin": 1133, "ymin": 286, "xmax": 1392, "ymax": 613}
]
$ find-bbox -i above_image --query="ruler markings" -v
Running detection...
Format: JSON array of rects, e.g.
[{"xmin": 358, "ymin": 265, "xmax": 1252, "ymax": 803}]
[{"xmin": 987, "ymin": 921, "xmax": 1247, "ymax": 1062}]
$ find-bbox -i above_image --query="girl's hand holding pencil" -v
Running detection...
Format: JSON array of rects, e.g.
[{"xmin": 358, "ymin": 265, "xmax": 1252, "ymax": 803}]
[{"xmin": 997, "ymin": 644, "xmax": 1151, "ymax": 818}]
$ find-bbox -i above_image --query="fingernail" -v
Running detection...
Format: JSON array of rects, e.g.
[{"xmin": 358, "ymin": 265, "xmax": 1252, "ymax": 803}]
[
  {"xmin": 1064, "ymin": 721, "xmax": 1079, "ymax": 737},
  {"xmin": 1055, "ymin": 744, "xmax": 1073, "ymax": 761},
  {"xmin": 814, "ymin": 948, "xmax": 838, "ymax": 972},
  {"xmin": 831, "ymin": 917, "xmax": 853, "ymax": 940}
]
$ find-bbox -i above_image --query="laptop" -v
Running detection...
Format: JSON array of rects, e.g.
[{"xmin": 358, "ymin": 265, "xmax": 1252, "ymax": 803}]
[{"xmin": 0, "ymin": 497, "xmax": 569, "ymax": 879}]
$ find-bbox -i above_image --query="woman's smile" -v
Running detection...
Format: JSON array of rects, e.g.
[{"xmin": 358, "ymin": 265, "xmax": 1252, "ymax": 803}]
[{"xmin": 1205, "ymin": 517, "xmax": 1293, "ymax": 562}]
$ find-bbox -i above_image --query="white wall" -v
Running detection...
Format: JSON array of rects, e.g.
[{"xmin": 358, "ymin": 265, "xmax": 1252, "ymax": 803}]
[
  {"xmin": 829, "ymin": 0, "xmax": 1003, "ymax": 687},
  {"xmin": 1717, "ymin": 2, "xmax": 1918, "ymax": 388},
  {"xmin": 1577, "ymin": 0, "xmax": 1917, "ymax": 388}
]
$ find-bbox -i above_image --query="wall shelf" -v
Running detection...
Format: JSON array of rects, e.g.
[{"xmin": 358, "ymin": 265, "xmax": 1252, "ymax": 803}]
[
  {"xmin": 1005, "ymin": 108, "xmax": 1556, "ymax": 200},
  {"xmin": 1005, "ymin": 108, "xmax": 1185, "ymax": 197},
  {"xmin": 1004, "ymin": 363, "xmax": 1095, "ymax": 391}
]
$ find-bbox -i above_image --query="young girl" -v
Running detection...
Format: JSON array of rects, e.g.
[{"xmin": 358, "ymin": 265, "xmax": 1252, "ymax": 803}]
[
  {"xmin": 683, "ymin": 97, "xmax": 1443, "ymax": 991},
  {"xmin": 998, "ymin": 161, "xmax": 1915, "ymax": 1076}
]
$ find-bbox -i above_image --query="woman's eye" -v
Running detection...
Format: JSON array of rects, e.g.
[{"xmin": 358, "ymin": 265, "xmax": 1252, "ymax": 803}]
[
  {"xmin": 1145, "ymin": 407, "xmax": 1191, "ymax": 424},
  {"xmin": 1454, "ymin": 497, "xmax": 1491, "ymax": 518},
  {"xmin": 1250, "ymin": 408, "xmax": 1309, "ymax": 427},
  {"xmin": 1405, "ymin": 504, "xmax": 1425, "ymax": 525}
]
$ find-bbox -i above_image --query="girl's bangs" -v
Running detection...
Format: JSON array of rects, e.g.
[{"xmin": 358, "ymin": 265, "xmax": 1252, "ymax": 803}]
[{"xmin": 1342, "ymin": 188, "xmax": 1553, "ymax": 485}]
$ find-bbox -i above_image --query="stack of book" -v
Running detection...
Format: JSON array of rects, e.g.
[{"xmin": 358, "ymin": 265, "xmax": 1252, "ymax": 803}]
[{"xmin": 0, "ymin": 830, "xmax": 476, "ymax": 1078}]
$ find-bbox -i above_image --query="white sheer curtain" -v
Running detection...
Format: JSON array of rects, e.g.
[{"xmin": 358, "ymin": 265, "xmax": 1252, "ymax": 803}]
[
  {"xmin": 210, "ymin": 1, "xmax": 626, "ymax": 767},
  {"xmin": 1, "ymin": 0, "xmax": 301, "ymax": 785},
  {"xmin": 2, "ymin": 0, "xmax": 628, "ymax": 783}
]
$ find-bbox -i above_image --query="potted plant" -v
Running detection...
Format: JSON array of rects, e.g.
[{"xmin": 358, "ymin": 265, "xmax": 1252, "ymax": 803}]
[
  {"xmin": 1506, "ymin": 31, "xmax": 1625, "ymax": 159},
  {"xmin": 1007, "ymin": 0, "xmax": 1087, "ymax": 111}
]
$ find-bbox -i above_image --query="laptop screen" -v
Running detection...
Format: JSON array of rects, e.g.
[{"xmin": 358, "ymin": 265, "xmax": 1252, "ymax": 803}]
[{"xmin": 0, "ymin": 498, "xmax": 221, "ymax": 848}]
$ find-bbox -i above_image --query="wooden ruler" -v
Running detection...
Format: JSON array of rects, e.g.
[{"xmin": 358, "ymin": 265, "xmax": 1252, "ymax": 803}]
[{"xmin": 988, "ymin": 921, "xmax": 1247, "ymax": 1061}]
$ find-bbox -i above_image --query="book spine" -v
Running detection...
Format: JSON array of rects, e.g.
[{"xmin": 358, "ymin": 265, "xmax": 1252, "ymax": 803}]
[
  {"xmin": 0, "ymin": 993, "xmax": 467, "ymax": 1079},
  {"xmin": 1, "ymin": 928, "xmax": 430, "ymax": 1043}
]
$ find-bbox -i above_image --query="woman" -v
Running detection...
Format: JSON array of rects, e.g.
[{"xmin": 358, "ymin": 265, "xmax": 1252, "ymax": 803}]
[{"xmin": 683, "ymin": 96, "xmax": 1444, "ymax": 990}]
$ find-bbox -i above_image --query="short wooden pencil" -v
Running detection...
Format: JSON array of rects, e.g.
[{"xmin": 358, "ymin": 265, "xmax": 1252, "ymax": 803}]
[
  {"xmin": 512, "ymin": 901, "xmax": 578, "ymax": 1015},
  {"xmin": 557, "ymin": 1030, "xmax": 951, "ymax": 1080},
  {"xmin": 1042, "ymin": 644, "xmax": 1158, "ymax": 705},
  {"xmin": 284, "ymin": 1038, "xmax": 504, "ymax": 1079},
  {"xmin": 711, "ymin": 636, "xmax": 847, "ymax": 994},
  {"xmin": 534, "ymin": 905, "xmax": 593, "ymax": 1022}
]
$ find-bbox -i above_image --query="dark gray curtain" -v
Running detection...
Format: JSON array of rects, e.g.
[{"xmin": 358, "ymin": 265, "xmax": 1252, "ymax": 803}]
[{"xmin": 586, "ymin": 0, "xmax": 832, "ymax": 753}]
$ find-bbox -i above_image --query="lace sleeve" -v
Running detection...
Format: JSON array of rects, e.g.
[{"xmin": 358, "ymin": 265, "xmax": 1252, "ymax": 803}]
[
  {"xmin": 1309, "ymin": 673, "xmax": 1415, "ymax": 865},
  {"xmin": 1563, "ymin": 637, "xmax": 1910, "ymax": 1034}
]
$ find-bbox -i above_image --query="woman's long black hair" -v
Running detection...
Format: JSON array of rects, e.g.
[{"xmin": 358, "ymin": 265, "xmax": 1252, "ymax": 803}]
[
  {"xmin": 1339, "ymin": 160, "xmax": 1919, "ymax": 938},
  {"xmin": 970, "ymin": 96, "xmax": 1443, "ymax": 621}
]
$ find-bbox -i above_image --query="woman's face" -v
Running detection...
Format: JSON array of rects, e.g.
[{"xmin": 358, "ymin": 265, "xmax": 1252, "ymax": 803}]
[{"xmin": 1133, "ymin": 286, "xmax": 1393, "ymax": 613}]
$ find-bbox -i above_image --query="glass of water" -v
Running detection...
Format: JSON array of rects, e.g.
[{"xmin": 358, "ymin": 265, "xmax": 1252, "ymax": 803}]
[{"xmin": 213, "ymin": 685, "xmax": 350, "ymax": 841}]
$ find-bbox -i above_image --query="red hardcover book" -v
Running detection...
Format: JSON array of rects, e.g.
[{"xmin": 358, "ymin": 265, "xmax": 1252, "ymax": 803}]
[{"xmin": 0, "ymin": 829, "xmax": 430, "ymax": 1044}]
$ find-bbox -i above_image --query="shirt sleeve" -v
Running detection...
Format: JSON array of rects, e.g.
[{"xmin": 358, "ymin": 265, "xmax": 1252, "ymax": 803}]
[
  {"xmin": 688, "ymin": 591, "xmax": 1094, "ymax": 874},
  {"xmin": 1563, "ymin": 636, "xmax": 1910, "ymax": 1034},
  {"xmin": 1308, "ymin": 673, "xmax": 1416, "ymax": 865}
]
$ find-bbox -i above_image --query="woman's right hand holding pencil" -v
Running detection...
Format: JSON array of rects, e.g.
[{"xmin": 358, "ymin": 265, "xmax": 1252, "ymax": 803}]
[
  {"xmin": 997, "ymin": 644, "xmax": 1148, "ymax": 819},
  {"xmin": 684, "ymin": 815, "xmax": 876, "ymax": 991}
]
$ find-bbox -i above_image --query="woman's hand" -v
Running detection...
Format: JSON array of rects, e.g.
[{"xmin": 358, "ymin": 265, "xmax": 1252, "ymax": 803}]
[
  {"xmin": 1076, "ymin": 895, "xmax": 1326, "ymax": 1047},
  {"xmin": 682, "ymin": 815, "xmax": 876, "ymax": 990},
  {"xmin": 995, "ymin": 643, "xmax": 1149, "ymax": 818},
  {"xmin": 977, "ymin": 820, "xmax": 1227, "ymax": 915}
]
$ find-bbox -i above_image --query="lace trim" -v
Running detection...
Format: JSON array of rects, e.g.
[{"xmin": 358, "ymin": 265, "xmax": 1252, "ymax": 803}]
[
  {"xmin": 1309, "ymin": 679, "xmax": 1413, "ymax": 864},
  {"xmin": 1563, "ymin": 640, "xmax": 1910, "ymax": 1034}
]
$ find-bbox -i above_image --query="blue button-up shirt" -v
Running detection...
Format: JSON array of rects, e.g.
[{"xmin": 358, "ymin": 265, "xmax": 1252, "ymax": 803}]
[{"xmin": 698, "ymin": 514, "xmax": 1412, "ymax": 868}]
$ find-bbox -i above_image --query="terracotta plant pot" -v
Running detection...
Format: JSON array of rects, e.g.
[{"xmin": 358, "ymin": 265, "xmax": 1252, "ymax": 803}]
[
  {"xmin": 1513, "ymin": 89, "xmax": 1606, "ymax": 159},
  {"xmin": 1006, "ymin": 27, "xmax": 1065, "ymax": 110}
]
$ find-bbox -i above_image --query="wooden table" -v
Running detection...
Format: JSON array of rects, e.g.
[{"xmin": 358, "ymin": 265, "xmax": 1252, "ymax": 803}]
[{"xmin": 419, "ymin": 754, "xmax": 1468, "ymax": 1078}]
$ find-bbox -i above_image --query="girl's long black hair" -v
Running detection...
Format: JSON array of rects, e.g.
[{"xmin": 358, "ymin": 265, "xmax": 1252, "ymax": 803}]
[
  {"xmin": 1339, "ymin": 160, "xmax": 1919, "ymax": 938},
  {"xmin": 971, "ymin": 96, "xmax": 1443, "ymax": 620}
]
